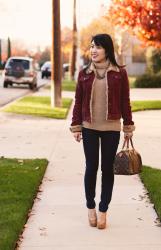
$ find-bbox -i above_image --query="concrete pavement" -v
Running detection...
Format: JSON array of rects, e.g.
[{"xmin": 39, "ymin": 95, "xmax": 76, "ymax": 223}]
[{"xmin": 0, "ymin": 87, "xmax": 161, "ymax": 249}]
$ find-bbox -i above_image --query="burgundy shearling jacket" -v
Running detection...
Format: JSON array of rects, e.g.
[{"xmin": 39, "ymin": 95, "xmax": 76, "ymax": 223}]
[{"xmin": 70, "ymin": 64, "xmax": 135, "ymax": 133}]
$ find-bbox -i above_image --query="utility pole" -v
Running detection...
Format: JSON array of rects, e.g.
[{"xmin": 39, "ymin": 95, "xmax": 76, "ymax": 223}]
[
  {"xmin": 51, "ymin": 0, "xmax": 62, "ymax": 108},
  {"xmin": 0, "ymin": 39, "xmax": 2, "ymax": 69},
  {"xmin": 7, "ymin": 37, "xmax": 11, "ymax": 59},
  {"xmin": 70, "ymin": 0, "xmax": 77, "ymax": 80}
]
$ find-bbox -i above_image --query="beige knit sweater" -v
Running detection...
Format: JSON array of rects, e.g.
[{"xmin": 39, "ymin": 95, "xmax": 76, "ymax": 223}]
[{"xmin": 82, "ymin": 60, "xmax": 121, "ymax": 131}]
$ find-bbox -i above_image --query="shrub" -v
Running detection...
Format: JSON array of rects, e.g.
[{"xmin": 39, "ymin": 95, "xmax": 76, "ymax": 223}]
[
  {"xmin": 146, "ymin": 48, "xmax": 161, "ymax": 74},
  {"xmin": 134, "ymin": 72, "xmax": 161, "ymax": 88}
]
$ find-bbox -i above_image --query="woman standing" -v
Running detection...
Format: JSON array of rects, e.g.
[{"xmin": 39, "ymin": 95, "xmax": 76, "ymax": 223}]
[{"xmin": 70, "ymin": 34, "xmax": 135, "ymax": 229}]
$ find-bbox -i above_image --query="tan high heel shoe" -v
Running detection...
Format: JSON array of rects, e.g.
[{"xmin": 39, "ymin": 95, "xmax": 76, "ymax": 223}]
[
  {"xmin": 97, "ymin": 211, "xmax": 107, "ymax": 229},
  {"xmin": 88, "ymin": 208, "xmax": 97, "ymax": 227}
]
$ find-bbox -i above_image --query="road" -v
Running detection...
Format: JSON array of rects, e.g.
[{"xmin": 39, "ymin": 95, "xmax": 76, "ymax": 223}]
[{"xmin": 0, "ymin": 72, "xmax": 50, "ymax": 107}]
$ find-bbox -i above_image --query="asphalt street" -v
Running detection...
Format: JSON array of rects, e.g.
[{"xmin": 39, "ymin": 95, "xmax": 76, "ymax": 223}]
[{"xmin": 0, "ymin": 71, "xmax": 50, "ymax": 107}]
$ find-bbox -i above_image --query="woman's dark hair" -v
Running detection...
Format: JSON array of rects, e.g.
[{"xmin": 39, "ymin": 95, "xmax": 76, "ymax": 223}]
[{"xmin": 90, "ymin": 33, "xmax": 125, "ymax": 68}]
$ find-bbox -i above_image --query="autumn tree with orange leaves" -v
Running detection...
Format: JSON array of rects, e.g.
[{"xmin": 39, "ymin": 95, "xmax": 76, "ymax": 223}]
[
  {"xmin": 61, "ymin": 27, "xmax": 72, "ymax": 64},
  {"xmin": 108, "ymin": 0, "xmax": 161, "ymax": 48},
  {"xmin": 80, "ymin": 17, "xmax": 115, "ymax": 63}
]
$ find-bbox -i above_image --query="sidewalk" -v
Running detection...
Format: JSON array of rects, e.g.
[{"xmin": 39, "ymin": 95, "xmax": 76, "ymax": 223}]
[{"xmin": 0, "ymin": 88, "xmax": 161, "ymax": 249}]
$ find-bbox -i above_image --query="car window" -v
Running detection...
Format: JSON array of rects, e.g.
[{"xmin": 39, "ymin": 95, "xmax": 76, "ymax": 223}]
[
  {"xmin": 8, "ymin": 59, "xmax": 30, "ymax": 70},
  {"xmin": 42, "ymin": 62, "xmax": 51, "ymax": 68}
]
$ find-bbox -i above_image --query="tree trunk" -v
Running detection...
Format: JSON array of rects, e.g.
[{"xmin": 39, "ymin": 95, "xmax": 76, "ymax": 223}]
[
  {"xmin": 70, "ymin": 0, "xmax": 77, "ymax": 80},
  {"xmin": 51, "ymin": 0, "xmax": 62, "ymax": 108}
]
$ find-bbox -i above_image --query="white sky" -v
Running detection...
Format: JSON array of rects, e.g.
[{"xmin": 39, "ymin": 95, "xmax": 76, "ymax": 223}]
[{"xmin": 0, "ymin": 0, "xmax": 111, "ymax": 48}]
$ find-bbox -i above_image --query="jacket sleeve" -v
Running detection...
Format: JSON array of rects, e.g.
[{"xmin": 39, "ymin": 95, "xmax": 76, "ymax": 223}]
[
  {"xmin": 120, "ymin": 68, "xmax": 135, "ymax": 133},
  {"xmin": 69, "ymin": 72, "xmax": 83, "ymax": 133}
]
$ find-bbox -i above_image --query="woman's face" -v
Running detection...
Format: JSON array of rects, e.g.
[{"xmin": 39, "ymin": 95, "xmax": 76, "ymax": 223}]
[{"xmin": 90, "ymin": 40, "xmax": 106, "ymax": 63}]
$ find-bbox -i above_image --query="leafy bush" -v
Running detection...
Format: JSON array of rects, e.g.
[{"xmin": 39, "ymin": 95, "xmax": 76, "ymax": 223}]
[
  {"xmin": 146, "ymin": 48, "xmax": 161, "ymax": 74},
  {"xmin": 134, "ymin": 72, "xmax": 161, "ymax": 88}
]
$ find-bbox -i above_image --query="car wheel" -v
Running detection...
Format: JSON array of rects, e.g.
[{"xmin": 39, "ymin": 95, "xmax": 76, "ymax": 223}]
[
  {"xmin": 29, "ymin": 83, "xmax": 34, "ymax": 90},
  {"xmin": 34, "ymin": 83, "xmax": 38, "ymax": 90},
  {"xmin": 3, "ymin": 81, "xmax": 9, "ymax": 88},
  {"xmin": 29, "ymin": 82, "xmax": 37, "ymax": 91}
]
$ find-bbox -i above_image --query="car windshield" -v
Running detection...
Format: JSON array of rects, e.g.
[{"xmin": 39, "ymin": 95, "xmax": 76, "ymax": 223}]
[{"xmin": 8, "ymin": 59, "xmax": 30, "ymax": 70}]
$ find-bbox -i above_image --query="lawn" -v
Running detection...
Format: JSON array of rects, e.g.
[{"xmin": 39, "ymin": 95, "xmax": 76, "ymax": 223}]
[
  {"xmin": 62, "ymin": 79, "xmax": 76, "ymax": 91},
  {"xmin": 0, "ymin": 157, "xmax": 48, "ymax": 250},
  {"xmin": 140, "ymin": 165, "xmax": 161, "ymax": 221},
  {"xmin": 3, "ymin": 96, "xmax": 72, "ymax": 119},
  {"xmin": 2, "ymin": 95, "xmax": 161, "ymax": 119},
  {"xmin": 45, "ymin": 79, "xmax": 76, "ymax": 91},
  {"xmin": 131, "ymin": 100, "xmax": 161, "ymax": 112}
]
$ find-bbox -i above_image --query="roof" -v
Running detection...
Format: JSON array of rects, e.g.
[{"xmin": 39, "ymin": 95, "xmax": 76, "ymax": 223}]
[{"xmin": 8, "ymin": 56, "xmax": 33, "ymax": 61}]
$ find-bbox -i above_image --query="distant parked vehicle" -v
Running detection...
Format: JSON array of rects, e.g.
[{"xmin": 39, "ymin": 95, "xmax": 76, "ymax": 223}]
[
  {"xmin": 3, "ymin": 56, "xmax": 38, "ymax": 90},
  {"xmin": 41, "ymin": 62, "xmax": 70, "ymax": 79},
  {"xmin": 63, "ymin": 63, "xmax": 70, "ymax": 72},
  {"xmin": 41, "ymin": 61, "xmax": 51, "ymax": 79}
]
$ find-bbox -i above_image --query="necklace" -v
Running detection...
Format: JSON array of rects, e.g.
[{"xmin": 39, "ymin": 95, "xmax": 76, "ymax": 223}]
[
  {"xmin": 95, "ymin": 70, "xmax": 106, "ymax": 79},
  {"xmin": 93, "ymin": 61, "xmax": 110, "ymax": 79}
]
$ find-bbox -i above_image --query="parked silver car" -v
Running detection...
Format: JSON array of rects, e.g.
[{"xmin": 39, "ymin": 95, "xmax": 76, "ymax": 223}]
[{"xmin": 3, "ymin": 56, "xmax": 38, "ymax": 90}]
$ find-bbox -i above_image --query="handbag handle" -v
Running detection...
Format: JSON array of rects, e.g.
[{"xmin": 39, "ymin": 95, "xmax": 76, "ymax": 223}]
[{"xmin": 122, "ymin": 138, "xmax": 134, "ymax": 150}]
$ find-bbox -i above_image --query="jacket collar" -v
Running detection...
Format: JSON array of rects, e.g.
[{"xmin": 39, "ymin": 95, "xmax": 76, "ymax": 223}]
[{"xmin": 85, "ymin": 60, "xmax": 120, "ymax": 74}]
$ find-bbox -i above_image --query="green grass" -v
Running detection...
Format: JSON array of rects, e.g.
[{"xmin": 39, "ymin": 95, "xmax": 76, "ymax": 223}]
[
  {"xmin": 62, "ymin": 79, "xmax": 76, "ymax": 91},
  {"xmin": 3, "ymin": 96, "xmax": 161, "ymax": 119},
  {"xmin": 140, "ymin": 165, "xmax": 161, "ymax": 221},
  {"xmin": 3, "ymin": 96, "xmax": 72, "ymax": 119},
  {"xmin": 45, "ymin": 79, "xmax": 76, "ymax": 92},
  {"xmin": 0, "ymin": 157, "xmax": 48, "ymax": 250},
  {"xmin": 131, "ymin": 100, "xmax": 161, "ymax": 112}
]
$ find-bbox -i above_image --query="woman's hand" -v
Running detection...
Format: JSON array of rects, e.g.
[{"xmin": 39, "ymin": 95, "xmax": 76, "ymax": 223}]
[
  {"xmin": 73, "ymin": 132, "xmax": 82, "ymax": 142},
  {"xmin": 124, "ymin": 132, "xmax": 133, "ymax": 139}
]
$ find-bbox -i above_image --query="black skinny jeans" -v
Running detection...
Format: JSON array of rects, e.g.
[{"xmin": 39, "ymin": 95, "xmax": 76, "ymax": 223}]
[{"xmin": 82, "ymin": 127, "xmax": 120, "ymax": 212}]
